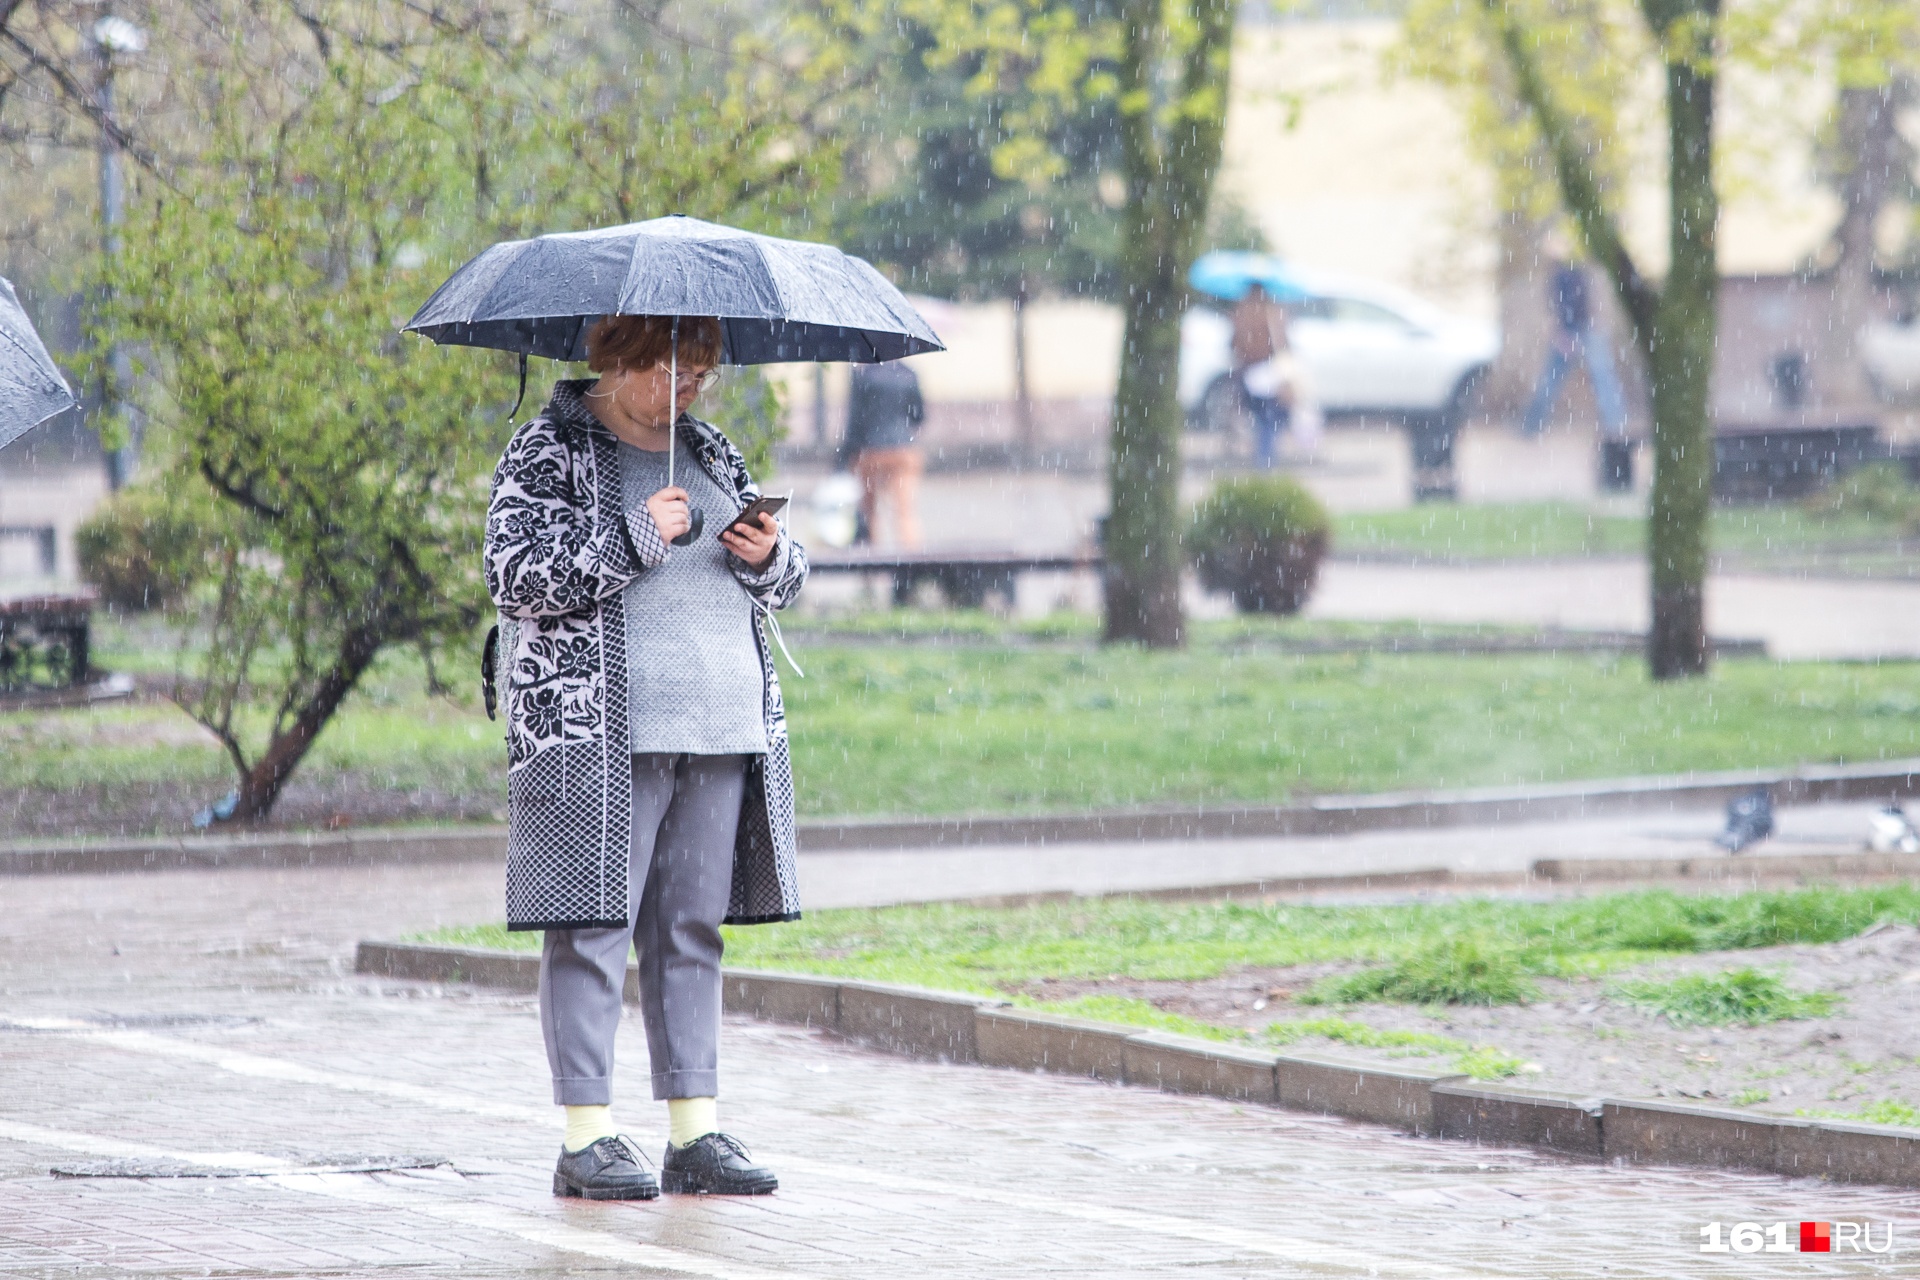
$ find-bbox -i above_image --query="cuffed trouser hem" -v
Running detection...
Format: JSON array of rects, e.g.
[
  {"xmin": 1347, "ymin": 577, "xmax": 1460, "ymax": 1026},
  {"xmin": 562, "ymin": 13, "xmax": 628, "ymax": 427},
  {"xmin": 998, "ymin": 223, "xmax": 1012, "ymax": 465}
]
[
  {"xmin": 652, "ymin": 1069, "xmax": 719, "ymax": 1101},
  {"xmin": 552, "ymin": 1075, "xmax": 614, "ymax": 1106}
]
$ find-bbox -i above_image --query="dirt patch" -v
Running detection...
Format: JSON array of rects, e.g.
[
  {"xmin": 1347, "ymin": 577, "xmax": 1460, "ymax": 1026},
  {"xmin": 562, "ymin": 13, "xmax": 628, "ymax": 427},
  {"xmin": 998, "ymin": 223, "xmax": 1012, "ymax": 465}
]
[{"xmin": 1024, "ymin": 925, "xmax": 1920, "ymax": 1123}]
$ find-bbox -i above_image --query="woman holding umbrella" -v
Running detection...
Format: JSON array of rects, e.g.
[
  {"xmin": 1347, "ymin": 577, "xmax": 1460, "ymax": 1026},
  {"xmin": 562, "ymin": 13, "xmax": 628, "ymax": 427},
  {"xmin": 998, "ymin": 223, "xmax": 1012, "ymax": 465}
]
[
  {"xmin": 484, "ymin": 312, "xmax": 806, "ymax": 1199},
  {"xmin": 414, "ymin": 214, "xmax": 941, "ymax": 1200}
]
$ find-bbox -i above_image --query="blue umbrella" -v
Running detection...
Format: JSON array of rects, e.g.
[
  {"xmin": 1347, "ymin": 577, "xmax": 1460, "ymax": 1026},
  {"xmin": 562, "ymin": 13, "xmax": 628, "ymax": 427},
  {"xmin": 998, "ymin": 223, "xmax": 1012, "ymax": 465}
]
[
  {"xmin": 403, "ymin": 215, "xmax": 944, "ymax": 366},
  {"xmin": 1187, "ymin": 251, "xmax": 1315, "ymax": 303},
  {"xmin": 0, "ymin": 276, "xmax": 77, "ymax": 451}
]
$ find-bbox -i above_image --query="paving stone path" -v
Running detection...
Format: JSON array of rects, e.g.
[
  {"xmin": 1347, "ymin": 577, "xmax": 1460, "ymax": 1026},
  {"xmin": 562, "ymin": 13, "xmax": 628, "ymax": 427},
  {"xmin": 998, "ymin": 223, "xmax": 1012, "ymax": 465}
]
[{"xmin": 1, "ymin": 862, "xmax": 1915, "ymax": 1276}]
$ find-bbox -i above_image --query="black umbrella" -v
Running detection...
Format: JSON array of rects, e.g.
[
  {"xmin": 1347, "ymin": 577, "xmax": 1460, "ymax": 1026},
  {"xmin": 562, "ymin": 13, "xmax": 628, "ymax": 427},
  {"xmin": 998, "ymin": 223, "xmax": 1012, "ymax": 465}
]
[
  {"xmin": 0, "ymin": 276, "xmax": 78, "ymax": 452},
  {"xmin": 402, "ymin": 214, "xmax": 944, "ymax": 366},
  {"xmin": 404, "ymin": 214, "xmax": 944, "ymax": 545}
]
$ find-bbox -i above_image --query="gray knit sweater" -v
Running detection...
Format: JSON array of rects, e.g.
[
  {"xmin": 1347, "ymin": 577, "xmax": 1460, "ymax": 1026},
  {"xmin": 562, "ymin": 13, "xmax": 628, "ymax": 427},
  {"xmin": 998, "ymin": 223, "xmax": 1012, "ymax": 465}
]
[{"xmin": 616, "ymin": 441, "xmax": 768, "ymax": 756}]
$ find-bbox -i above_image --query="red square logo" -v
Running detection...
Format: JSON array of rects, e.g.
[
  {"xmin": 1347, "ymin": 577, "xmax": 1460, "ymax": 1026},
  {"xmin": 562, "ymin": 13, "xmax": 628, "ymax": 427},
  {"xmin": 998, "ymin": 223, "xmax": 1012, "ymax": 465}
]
[{"xmin": 1801, "ymin": 1221, "xmax": 1831, "ymax": 1253}]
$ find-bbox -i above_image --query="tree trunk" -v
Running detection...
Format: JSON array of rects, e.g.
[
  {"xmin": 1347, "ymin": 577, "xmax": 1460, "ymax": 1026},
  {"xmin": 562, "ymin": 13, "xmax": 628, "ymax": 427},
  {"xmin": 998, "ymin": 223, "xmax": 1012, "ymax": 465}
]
[
  {"xmin": 1823, "ymin": 85, "xmax": 1897, "ymax": 412},
  {"xmin": 222, "ymin": 625, "xmax": 385, "ymax": 822},
  {"xmin": 1644, "ymin": 47, "xmax": 1718, "ymax": 680},
  {"xmin": 1105, "ymin": 262, "xmax": 1188, "ymax": 646},
  {"xmin": 1012, "ymin": 275, "xmax": 1036, "ymax": 464},
  {"xmin": 1100, "ymin": 0, "xmax": 1236, "ymax": 649}
]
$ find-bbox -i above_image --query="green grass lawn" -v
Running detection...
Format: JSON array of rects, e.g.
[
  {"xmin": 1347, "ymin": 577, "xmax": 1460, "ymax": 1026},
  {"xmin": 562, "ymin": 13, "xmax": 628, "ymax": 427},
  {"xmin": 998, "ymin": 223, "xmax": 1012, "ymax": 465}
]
[
  {"xmin": 1331, "ymin": 501, "xmax": 1905, "ymax": 562},
  {"xmin": 781, "ymin": 645, "xmax": 1920, "ymax": 816},
  {"xmin": 8, "ymin": 616, "xmax": 1918, "ymax": 832},
  {"xmin": 427, "ymin": 884, "xmax": 1915, "ymax": 1071},
  {"xmin": 438, "ymin": 884, "xmax": 1920, "ymax": 988}
]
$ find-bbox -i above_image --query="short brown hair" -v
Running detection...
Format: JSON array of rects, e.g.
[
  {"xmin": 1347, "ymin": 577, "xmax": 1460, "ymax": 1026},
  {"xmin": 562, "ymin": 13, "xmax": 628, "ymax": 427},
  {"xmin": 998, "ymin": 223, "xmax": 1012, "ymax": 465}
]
[{"xmin": 584, "ymin": 314, "xmax": 724, "ymax": 373}]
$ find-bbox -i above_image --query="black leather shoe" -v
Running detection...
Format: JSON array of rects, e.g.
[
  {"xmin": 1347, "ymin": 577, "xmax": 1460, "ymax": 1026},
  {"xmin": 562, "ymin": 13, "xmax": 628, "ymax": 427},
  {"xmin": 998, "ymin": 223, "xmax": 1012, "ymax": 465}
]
[
  {"xmin": 660, "ymin": 1133, "xmax": 778, "ymax": 1195},
  {"xmin": 553, "ymin": 1136, "xmax": 660, "ymax": 1200}
]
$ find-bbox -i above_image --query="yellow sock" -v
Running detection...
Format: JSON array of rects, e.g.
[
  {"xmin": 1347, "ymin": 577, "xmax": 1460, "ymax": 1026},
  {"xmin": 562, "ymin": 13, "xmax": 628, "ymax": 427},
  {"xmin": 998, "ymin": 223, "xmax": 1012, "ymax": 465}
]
[
  {"xmin": 668, "ymin": 1097, "xmax": 718, "ymax": 1148},
  {"xmin": 563, "ymin": 1104, "xmax": 618, "ymax": 1153}
]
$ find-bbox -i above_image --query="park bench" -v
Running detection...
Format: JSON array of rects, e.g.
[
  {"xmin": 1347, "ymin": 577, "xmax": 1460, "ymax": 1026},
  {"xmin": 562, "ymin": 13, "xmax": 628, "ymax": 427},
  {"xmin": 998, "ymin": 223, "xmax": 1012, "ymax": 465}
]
[
  {"xmin": 1712, "ymin": 414, "xmax": 1884, "ymax": 502},
  {"xmin": 806, "ymin": 548, "xmax": 1103, "ymax": 608}
]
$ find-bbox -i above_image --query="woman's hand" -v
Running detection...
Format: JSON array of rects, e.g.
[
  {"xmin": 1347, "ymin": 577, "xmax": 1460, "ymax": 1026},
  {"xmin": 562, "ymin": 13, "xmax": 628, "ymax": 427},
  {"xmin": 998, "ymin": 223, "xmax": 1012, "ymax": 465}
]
[
  {"xmin": 646, "ymin": 487, "xmax": 692, "ymax": 545},
  {"xmin": 720, "ymin": 511, "xmax": 779, "ymax": 571}
]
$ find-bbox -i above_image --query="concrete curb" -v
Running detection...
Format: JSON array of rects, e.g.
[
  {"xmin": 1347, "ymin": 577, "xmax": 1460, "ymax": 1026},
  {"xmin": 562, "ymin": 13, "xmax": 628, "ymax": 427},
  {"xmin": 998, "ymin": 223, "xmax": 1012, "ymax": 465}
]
[
  {"xmin": 14, "ymin": 757, "xmax": 1920, "ymax": 875},
  {"xmin": 1533, "ymin": 850, "xmax": 1920, "ymax": 883},
  {"xmin": 353, "ymin": 940, "xmax": 1920, "ymax": 1189}
]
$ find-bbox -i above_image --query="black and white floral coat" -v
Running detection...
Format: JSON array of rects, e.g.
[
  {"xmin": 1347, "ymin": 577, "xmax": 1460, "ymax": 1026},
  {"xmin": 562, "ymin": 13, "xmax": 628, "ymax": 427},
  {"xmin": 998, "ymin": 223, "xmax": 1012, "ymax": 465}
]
[{"xmin": 484, "ymin": 379, "xmax": 808, "ymax": 931}]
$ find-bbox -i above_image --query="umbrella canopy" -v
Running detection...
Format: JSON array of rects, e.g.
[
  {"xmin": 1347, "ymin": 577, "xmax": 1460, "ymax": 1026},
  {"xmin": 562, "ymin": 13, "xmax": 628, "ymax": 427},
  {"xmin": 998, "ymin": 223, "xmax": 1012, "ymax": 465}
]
[
  {"xmin": 403, "ymin": 215, "xmax": 944, "ymax": 365},
  {"xmin": 0, "ymin": 276, "xmax": 77, "ymax": 451},
  {"xmin": 1188, "ymin": 251, "xmax": 1316, "ymax": 304}
]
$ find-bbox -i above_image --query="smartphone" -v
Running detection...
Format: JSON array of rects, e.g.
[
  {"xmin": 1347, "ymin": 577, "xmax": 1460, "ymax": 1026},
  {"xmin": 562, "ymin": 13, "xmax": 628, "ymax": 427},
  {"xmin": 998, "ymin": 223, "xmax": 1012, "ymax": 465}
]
[{"xmin": 726, "ymin": 495, "xmax": 788, "ymax": 537}]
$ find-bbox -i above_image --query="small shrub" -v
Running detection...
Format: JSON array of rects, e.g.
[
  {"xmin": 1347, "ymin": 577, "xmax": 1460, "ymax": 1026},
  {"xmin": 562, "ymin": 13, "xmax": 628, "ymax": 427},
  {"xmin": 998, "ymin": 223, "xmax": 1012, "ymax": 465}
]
[
  {"xmin": 1188, "ymin": 476, "xmax": 1331, "ymax": 615},
  {"xmin": 1302, "ymin": 937, "xmax": 1540, "ymax": 1006},
  {"xmin": 1613, "ymin": 968, "xmax": 1839, "ymax": 1026},
  {"xmin": 1694, "ymin": 892, "xmax": 1885, "ymax": 951},
  {"xmin": 75, "ymin": 485, "xmax": 221, "ymax": 612},
  {"xmin": 1805, "ymin": 461, "xmax": 1920, "ymax": 533},
  {"xmin": 1454, "ymin": 1047, "xmax": 1528, "ymax": 1080},
  {"xmin": 1731, "ymin": 1088, "xmax": 1771, "ymax": 1106}
]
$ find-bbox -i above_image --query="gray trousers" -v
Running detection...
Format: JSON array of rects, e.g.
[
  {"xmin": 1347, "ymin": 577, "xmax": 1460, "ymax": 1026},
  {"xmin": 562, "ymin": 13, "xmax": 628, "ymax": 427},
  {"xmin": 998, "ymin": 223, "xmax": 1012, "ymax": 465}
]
[{"xmin": 539, "ymin": 753, "xmax": 744, "ymax": 1105}]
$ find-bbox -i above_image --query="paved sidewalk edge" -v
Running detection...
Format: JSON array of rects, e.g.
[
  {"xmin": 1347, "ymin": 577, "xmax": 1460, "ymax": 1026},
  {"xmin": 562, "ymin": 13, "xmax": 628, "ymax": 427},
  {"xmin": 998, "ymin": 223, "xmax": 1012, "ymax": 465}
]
[
  {"xmin": 11, "ymin": 757, "xmax": 1920, "ymax": 875},
  {"xmin": 354, "ymin": 940, "xmax": 1920, "ymax": 1189}
]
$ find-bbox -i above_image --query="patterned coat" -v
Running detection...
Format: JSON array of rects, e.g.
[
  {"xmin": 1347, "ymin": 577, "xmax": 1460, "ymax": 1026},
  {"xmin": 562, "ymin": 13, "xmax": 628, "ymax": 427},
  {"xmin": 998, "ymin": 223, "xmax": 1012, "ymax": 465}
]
[{"xmin": 484, "ymin": 379, "xmax": 808, "ymax": 930}]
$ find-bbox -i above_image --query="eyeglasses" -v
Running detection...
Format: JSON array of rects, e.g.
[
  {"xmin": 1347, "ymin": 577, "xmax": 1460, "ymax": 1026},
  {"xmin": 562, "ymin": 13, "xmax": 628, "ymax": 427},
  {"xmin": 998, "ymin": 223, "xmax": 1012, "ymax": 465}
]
[{"xmin": 659, "ymin": 364, "xmax": 721, "ymax": 394}]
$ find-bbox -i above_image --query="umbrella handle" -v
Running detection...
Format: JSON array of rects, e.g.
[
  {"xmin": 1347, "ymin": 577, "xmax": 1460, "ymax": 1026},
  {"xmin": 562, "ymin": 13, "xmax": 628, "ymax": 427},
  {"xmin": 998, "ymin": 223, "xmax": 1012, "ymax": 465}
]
[{"xmin": 667, "ymin": 315, "xmax": 703, "ymax": 547}]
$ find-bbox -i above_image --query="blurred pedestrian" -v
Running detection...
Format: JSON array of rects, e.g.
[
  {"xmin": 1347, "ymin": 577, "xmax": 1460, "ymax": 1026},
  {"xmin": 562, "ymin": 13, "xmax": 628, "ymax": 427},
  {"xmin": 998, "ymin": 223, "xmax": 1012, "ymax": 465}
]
[
  {"xmin": 484, "ymin": 313, "xmax": 808, "ymax": 1201},
  {"xmin": 1232, "ymin": 286, "xmax": 1315, "ymax": 467},
  {"xmin": 839, "ymin": 359, "xmax": 926, "ymax": 547},
  {"xmin": 1522, "ymin": 235, "xmax": 1632, "ymax": 488}
]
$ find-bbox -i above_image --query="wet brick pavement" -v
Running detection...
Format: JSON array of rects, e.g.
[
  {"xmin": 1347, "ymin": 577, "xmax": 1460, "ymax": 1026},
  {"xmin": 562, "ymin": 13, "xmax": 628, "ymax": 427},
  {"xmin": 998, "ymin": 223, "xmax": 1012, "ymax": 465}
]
[{"xmin": 1, "ymin": 862, "xmax": 1916, "ymax": 1277}]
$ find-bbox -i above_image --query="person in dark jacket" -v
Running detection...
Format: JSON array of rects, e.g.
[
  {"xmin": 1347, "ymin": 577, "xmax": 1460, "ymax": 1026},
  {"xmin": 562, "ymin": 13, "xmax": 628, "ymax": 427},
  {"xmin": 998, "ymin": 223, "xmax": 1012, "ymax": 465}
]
[
  {"xmin": 1521, "ymin": 240, "xmax": 1632, "ymax": 487},
  {"xmin": 838, "ymin": 359, "xmax": 926, "ymax": 547}
]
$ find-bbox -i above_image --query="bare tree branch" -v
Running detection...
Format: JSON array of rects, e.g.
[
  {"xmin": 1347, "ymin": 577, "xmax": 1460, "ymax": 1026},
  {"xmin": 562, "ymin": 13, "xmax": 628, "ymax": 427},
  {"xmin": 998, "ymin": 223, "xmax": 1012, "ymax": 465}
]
[
  {"xmin": 0, "ymin": 26, "xmax": 165, "ymax": 175},
  {"xmin": 1480, "ymin": 0, "xmax": 1660, "ymax": 343}
]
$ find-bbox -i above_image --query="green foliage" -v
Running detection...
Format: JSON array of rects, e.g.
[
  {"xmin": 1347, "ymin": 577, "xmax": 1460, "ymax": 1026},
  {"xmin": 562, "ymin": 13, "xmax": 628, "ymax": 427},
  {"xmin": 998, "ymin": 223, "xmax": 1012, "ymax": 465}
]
[
  {"xmin": 907, "ymin": 0, "xmax": 1242, "ymax": 646},
  {"xmin": 704, "ymin": 368, "xmax": 788, "ymax": 478},
  {"xmin": 1302, "ymin": 937, "xmax": 1541, "ymax": 1007},
  {"xmin": 1395, "ymin": 0, "xmax": 1640, "ymax": 226},
  {"xmin": 1263, "ymin": 1017, "xmax": 1470, "ymax": 1056},
  {"xmin": 92, "ymin": 1, "xmax": 848, "ymax": 819},
  {"xmin": 104, "ymin": 29, "xmax": 504, "ymax": 814},
  {"xmin": 75, "ymin": 483, "xmax": 233, "ymax": 613},
  {"xmin": 438, "ymin": 883, "xmax": 1920, "ymax": 995},
  {"xmin": 1806, "ymin": 463, "xmax": 1920, "ymax": 534},
  {"xmin": 1261, "ymin": 1015, "xmax": 1526, "ymax": 1078},
  {"xmin": 838, "ymin": 9, "xmax": 1124, "ymax": 303},
  {"xmin": 1453, "ymin": 1047, "xmax": 1529, "ymax": 1080},
  {"xmin": 1613, "ymin": 968, "xmax": 1840, "ymax": 1026},
  {"xmin": 1187, "ymin": 477, "xmax": 1332, "ymax": 615},
  {"xmin": 1190, "ymin": 477, "xmax": 1332, "ymax": 546},
  {"xmin": 1805, "ymin": 1099, "xmax": 1920, "ymax": 1128}
]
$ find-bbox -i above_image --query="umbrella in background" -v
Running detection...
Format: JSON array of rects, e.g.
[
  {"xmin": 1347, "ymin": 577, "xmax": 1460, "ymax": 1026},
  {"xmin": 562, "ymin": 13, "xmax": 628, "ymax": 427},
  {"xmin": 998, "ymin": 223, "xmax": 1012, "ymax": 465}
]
[
  {"xmin": 0, "ymin": 276, "xmax": 77, "ymax": 451},
  {"xmin": 405, "ymin": 214, "xmax": 944, "ymax": 546},
  {"xmin": 1187, "ymin": 251, "xmax": 1316, "ymax": 304}
]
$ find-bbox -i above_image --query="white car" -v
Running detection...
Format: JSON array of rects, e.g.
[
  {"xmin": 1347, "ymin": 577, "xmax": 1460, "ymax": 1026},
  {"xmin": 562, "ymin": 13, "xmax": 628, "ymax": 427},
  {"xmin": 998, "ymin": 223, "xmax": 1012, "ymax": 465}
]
[{"xmin": 1179, "ymin": 268, "xmax": 1500, "ymax": 430}]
